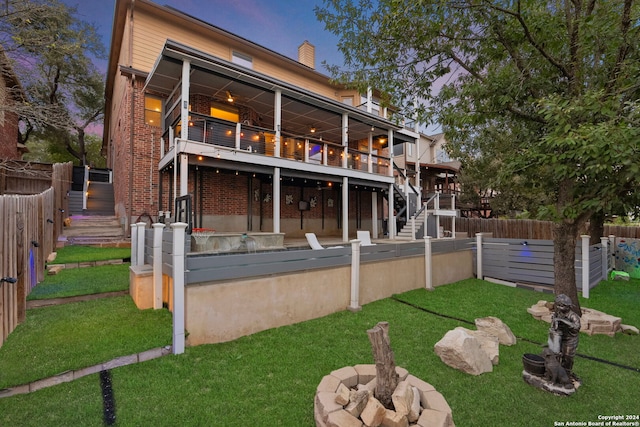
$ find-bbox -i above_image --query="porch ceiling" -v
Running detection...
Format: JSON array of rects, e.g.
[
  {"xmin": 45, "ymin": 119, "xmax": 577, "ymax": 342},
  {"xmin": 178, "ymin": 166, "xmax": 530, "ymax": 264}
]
[{"xmin": 145, "ymin": 40, "xmax": 398, "ymax": 145}]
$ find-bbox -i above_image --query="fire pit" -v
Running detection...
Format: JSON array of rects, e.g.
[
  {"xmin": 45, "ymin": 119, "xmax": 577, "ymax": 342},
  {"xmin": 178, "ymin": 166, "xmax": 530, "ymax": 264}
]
[{"xmin": 314, "ymin": 364, "xmax": 454, "ymax": 427}]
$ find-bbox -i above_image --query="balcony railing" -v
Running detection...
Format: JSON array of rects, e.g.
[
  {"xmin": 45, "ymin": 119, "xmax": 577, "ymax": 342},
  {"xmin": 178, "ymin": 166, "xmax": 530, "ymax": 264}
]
[{"xmin": 162, "ymin": 113, "xmax": 391, "ymax": 176}]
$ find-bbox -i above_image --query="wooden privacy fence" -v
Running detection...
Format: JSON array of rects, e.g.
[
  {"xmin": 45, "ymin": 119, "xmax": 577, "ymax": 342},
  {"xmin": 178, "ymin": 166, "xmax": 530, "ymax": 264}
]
[
  {"xmin": 0, "ymin": 162, "xmax": 72, "ymax": 348},
  {"xmin": 443, "ymin": 217, "xmax": 640, "ymax": 240}
]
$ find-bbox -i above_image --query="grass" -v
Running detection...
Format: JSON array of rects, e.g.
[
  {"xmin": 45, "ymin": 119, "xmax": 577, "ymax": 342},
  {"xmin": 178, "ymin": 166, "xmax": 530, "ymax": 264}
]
[
  {"xmin": 27, "ymin": 263, "xmax": 131, "ymax": 300},
  {"xmin": 50, "ymin": 245, "xmax": 130, "ymax": 264},
  {"xmin": 0, "ymin": 278, "xmax": 638, "ymax": 426}
]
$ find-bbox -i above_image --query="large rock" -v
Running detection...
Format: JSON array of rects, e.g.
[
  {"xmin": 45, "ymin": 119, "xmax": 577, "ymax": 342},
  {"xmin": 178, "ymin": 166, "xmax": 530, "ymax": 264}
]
[
  {"xmin": 466, "ymin": 329, "xmax": 500, "ymax": 365},
  {"xmin": 434, "ymin": 327, "xmax": 493, "ymax": 375},
  {"xmin": 474, "ymin": 316, "xmax": 516, "ymax": 345}
]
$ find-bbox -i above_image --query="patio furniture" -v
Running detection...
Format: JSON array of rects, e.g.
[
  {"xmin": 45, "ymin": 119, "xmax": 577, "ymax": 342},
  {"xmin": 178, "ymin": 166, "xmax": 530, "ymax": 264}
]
[
  {"xmin": 356, "ymin": 230, "xmax": 376, "ymax": 246},
  {"xmin": 305, "ymin": 233, "xmax": 343, "ymax": 250}
]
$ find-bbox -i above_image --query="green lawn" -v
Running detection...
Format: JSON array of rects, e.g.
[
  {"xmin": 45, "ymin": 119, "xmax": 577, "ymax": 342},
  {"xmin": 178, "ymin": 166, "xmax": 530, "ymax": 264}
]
[
  {"xmin": 28, "ymin": 263, "xmax": 131, "ymax": 300},
  {"xmin": 50, "ymin": 245, "xmax": 131, "ymax": 264},
  {"xmin": 1, "ymin": 279, "xmax": 638, "ymax": 426}
]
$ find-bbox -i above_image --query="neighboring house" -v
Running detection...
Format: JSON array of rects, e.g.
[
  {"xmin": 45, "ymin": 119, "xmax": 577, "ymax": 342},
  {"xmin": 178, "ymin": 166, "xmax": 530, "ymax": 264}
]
[
  {"xmin": 0, "ymin": 47, "xmax": 27, "ymax": 161},
  {"xmin": 103, "ymin": 0, "xmax": 443, "ymax": 239}
]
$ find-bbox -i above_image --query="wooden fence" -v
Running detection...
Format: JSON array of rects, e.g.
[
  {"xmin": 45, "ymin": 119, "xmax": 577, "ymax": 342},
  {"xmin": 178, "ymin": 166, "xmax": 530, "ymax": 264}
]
[
  {"xmin": 0, "ymin": 162, "xmax": 72, "ymax": 348},
  {"xmin": 443, "ymin": 217, "xmax": 640, "ymax": 240}
]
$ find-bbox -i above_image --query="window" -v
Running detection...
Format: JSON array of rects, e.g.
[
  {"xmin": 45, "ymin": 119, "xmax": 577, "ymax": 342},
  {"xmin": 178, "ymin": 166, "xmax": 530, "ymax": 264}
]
[
  {"xmin": 232, "ymin": 51, "xmax": 253, "ymax": 69},
  {"xmin": 407, "ymin": 142, "xmax": 414, "ymax": 157},
  {"xmin": 144, "ymin": 95, "xmax": 162, "ymax": 127},
  {"xmin": 210, "ymin": 101, "xmax": 239, "ymax": 122},
  {"xmin": 341, "ymin": 96, "xmax": 353, "ymax": 106},
  {"xmin": 436, "ymin": 148, "xmax": 451, "ymax": 163}
]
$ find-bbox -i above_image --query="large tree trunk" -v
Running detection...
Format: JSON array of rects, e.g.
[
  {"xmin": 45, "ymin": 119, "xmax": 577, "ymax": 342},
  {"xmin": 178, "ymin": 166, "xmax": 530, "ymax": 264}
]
[
  {"xmin": 552, "ymin": 221, "xmax": 582, "ymax": 316},
  {"xmin": 588, "ymin": 211, "xmax": 605, "ymax": 245}
]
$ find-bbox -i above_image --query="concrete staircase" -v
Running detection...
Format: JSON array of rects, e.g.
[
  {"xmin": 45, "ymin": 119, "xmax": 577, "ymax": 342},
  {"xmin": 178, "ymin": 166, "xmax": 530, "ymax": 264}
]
[
  {"xmin": 396, "ymin": 209, "xmax": 427, "ymax": 240},
  {"xmin": 62, "ymin": 215, "xmax": 128, "ymax": 247}
]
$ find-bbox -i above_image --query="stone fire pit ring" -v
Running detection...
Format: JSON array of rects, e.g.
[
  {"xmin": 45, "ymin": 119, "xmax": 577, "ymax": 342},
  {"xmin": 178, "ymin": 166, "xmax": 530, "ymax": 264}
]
[{"xmin": 314, "ymin": 364, "xmax": 454, "ymax": 427}]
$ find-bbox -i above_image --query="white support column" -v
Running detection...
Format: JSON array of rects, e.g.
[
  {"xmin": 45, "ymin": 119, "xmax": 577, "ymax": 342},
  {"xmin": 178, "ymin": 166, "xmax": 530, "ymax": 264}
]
[
  {"xmin": 371, "ymin": 192, "xmax": 378, "ymax": 238},
  {"xmin": 424, "ymin": 236, "xmax": 433, "ymax": 290},
  {"xmin": 152, "ymin": 223, "xmax": 166, "ymax": 310},
  {"xmin": 366, "ymin": 87, "xmax": 372, "ymax": 113},
  {"xmin": 581, "ymin": 235, "xmax": 590, "ymax": 299},
  {"xmin": 130, "ymin": 224, "xmax": 138, "ymax": 265},
  {"xmin": 180, "ymin": 153, "xmax": 188, "ymax": 197},
  {"xmin": 179, "ymin": 60, "xmax": 191, "ymax": 199},
  {"xmin": 476, "ymin": 233, "xmax": 483, "ymax": 280},
  {"xmin": 388, "ymin": 183, "xmax": 395, "ymax": 238},
  {"xmin": 136, "ymin": 222, "xmax": 146, "ymax": 266},
  {"xmin": 367, "ymin": 132, "xmax": 373, "ymax": 173},
  {"xmin": 388, "ymin": 128, "xmax": 394, "ymax": 177},
  {"xmin": 180, "ymin": 61, "xmax": 190, "ymax": 140},
  {"xmin": 171, "ymin": 222, "xmax": 188, "ymax": 355},
  {"xmin": 235, "ymin": 122, "xmax": 242, "ymax": 150},
  {"xmin": 600, "ymin": 236, "xmax": 609, "ymax": 281},
  {"xmin": 322, "ymin": 143, "xmax": 328, "ymax": 165},
  {"xmin": 342, "ymin": 177, "xmax": 349, "ymax": 242},
  {"xmin": 274, "ymin": 89, "xmax": 282, "ymax": 158},
  {"xmin": 304, "ymin": 139, "xmax": 310, "ymax": 162},
  {"xmin": 342, "ymin": 113, "xmax": 349, "ymax": 169},
  {"xmin": 348, "ymin": 239, "xmax": 362, "ymax": 312},
  {"xmin": 273, "ymin": 167, "xmax": 281, "ymax": 233}
]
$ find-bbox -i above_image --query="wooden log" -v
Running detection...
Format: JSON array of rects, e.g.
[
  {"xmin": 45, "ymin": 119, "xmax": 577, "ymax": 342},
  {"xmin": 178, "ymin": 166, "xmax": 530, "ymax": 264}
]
[{"xmin": 367, "ymin": 321, "xmax": 398, "ymax": 409}]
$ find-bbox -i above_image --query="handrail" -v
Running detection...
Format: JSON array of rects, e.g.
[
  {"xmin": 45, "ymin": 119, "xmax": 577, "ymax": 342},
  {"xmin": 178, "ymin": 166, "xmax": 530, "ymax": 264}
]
[{"xmin": 393, "ymin": 161, "xmax": 420, "ymax": 196}]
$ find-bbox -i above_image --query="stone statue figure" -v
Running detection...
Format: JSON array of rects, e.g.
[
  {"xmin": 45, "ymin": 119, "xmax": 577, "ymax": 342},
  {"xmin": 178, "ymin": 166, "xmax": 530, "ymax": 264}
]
[{"xmin": 548, "ymin": 294, "xmax": 581, "ymax": 379}]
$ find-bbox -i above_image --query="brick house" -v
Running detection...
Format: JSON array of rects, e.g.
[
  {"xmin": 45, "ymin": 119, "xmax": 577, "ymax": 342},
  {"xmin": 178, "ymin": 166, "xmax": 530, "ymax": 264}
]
[{"xmin": 104, "ymin": 0, "xmax": 450, "ymax": 239}]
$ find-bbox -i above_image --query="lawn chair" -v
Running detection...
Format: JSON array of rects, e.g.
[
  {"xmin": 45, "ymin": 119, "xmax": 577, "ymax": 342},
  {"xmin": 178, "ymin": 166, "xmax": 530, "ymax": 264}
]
[
  {"xmin": 356, "ymin": 230, "xmax": 376, "ymax": 246},
  {"xmin": 305, "ymin": 233, "xmax": 343, "ymax": 250}
]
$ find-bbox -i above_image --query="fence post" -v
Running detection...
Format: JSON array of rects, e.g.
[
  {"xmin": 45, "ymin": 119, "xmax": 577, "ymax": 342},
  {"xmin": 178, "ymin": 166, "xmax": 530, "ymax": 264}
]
[
  {"xmin": 600, "ymin": 236, "xmax": 609, "ymax": 281},
  {"xmin": 152, "ymin": 223, "xmax": 166, "ymax": 310},
  {"xmin": 411, "ymin": 217, "xmax": 416, "ymax": 241},
  {"xmin": 424, "ymin": 235, "xmax": 433, "ymax": 290},
  {"xmin": 581, "ymin": 235, "xmax": 590, "ymax": 299},
  {"xmin": 171, "ymin": 222, "xmax": 188, "ymax": 355},
  {"xmin": 136, "ymin": 222, "xmax": 146, "ymax": 266},
  {"xmin": 609, "ymin": 235, "xmax": 616, "ymax": 272},
  {"xmin": 348, "ymin": 239, "xmax": 362, "ymax": 312},
  {"xmin": 476, "ymin": 233, "xmax": 483, "ymax": 280},
  {"xmin": 130, "ymin": 224, "xmax": 138, "ymax": 266}
]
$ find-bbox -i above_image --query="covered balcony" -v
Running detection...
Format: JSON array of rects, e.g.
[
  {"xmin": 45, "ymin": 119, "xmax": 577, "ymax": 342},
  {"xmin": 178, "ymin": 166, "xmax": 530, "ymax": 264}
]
[{"xmin": 145, "ymin": 40, "xmax": 400, "ymax": 183}]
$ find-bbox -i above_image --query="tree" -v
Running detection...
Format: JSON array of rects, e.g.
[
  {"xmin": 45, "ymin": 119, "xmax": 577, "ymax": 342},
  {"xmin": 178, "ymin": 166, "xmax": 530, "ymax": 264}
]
[
  {"xmin": 316, "ymin": 0, "xmax": 640, "ymax": 311},
  {"xmin": 0, "ymin": 0, "xmax": 105, "ymax": 165}
]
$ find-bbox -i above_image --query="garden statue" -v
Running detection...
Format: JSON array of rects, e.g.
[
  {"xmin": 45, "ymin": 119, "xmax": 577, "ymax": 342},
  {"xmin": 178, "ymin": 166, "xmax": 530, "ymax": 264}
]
[
  {"xmin": 548, "ymin": 294, "xmax": 581, "ymax": 379},
  {"xmin": 522, "ymin": 293, "xmax": 581, "ymax": 395}
]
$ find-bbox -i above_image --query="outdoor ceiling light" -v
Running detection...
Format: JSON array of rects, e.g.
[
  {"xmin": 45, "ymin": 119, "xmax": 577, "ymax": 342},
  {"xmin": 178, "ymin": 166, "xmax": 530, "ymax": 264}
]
[
  {"xmin": 226, "ymin": 91, "xmax": 234, "ymax": 102},
  {"xmin": 310, "ymin": 126, "xmax": 316, "ymax": 133}
]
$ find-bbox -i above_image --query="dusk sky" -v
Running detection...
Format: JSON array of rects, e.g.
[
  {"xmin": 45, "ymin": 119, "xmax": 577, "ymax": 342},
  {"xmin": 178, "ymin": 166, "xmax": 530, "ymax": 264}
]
[{"xmin": 63, "ymin": 0, "xmax": 345, "ymax": 74}]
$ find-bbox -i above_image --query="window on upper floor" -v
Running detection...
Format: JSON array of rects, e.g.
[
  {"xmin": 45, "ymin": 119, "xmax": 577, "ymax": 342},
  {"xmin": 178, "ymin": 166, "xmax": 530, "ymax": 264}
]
[
  {"xmin": 210, "ymin": 101, "xmax": 239, "ymax": 122},
  {"xmin": 341, "ymin": 96, "xmax": 354, "ymax": 106},
  {"xmin": 436, "ymin": 147, "xmax": 451, "ymax": 163},
  {"xmin": 144, "ymin": 95, "xmax": 162, "ymax": 127},
  {"xmin": 232, "ymin": 51, "xmax": 253, "ymax": 69},
  {"xmin": 407, "ymin": 142, "xmax": 414, "ymax": 157}
]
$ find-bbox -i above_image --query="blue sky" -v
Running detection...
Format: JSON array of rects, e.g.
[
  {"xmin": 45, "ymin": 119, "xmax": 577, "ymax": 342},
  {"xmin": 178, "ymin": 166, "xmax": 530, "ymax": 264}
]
[{"xmin": 63, "ymin": 0, "xmax": 345, "ymax": 74}]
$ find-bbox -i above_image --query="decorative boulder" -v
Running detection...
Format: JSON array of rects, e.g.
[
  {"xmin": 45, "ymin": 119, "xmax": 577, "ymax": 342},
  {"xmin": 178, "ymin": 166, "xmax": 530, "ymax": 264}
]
[
  {"xmin": 434, "ymin": 327, "xmax": 493, "ymax": 375},
  {"xmin": 475, "ymin": 316, "xmax": 517, "ymax": 345}
]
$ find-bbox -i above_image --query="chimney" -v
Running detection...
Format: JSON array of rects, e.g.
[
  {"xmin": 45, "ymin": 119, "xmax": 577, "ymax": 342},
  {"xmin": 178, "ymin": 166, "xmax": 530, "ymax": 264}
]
[{"xmin": 298, "ymin": 40, "xmax": 315, "ymax": 69}]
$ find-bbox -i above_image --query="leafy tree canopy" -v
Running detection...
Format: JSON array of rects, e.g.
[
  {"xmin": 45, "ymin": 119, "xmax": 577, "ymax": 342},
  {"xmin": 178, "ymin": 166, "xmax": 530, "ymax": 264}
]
[
  {"xmin": 316, "ymin": 0, "xmax": 640, "ymax": 308},
  {"xmin": 0, "ymin": 0, "xmax": 106, "ymax": 165}
]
